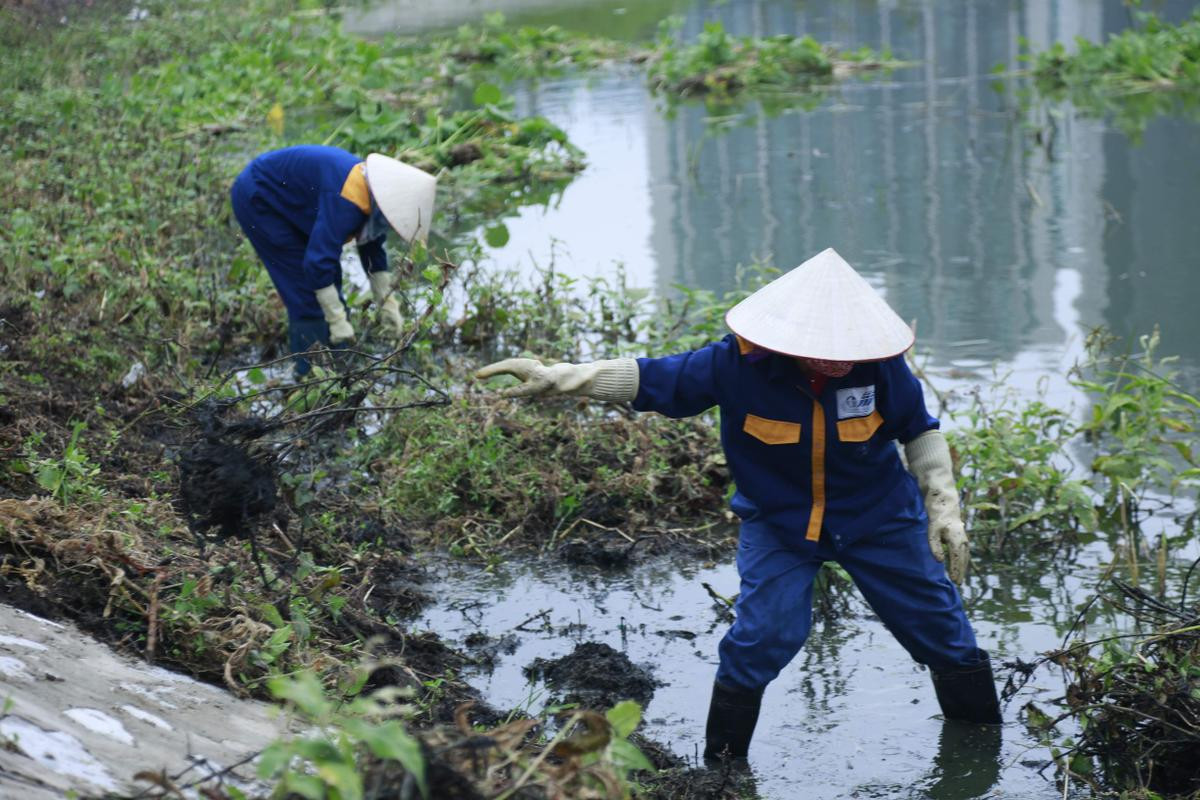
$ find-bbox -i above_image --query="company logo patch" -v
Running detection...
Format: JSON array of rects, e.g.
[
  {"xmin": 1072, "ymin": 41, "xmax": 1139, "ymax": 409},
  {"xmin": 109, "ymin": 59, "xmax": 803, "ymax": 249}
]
[{"xmin": 836, "ymin": 385, "xmax": 876, "ymax": 419}]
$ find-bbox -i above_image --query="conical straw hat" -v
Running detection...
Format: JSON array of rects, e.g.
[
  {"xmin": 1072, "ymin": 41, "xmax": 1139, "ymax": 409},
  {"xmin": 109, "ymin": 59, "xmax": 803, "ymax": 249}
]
[
  {"xmin": 364, "ymin": 153, "xmax": 437, "ymax": 245},
  {"xmin": 725, "ymin": 248, "xmax": 914, "ymax": 361}
]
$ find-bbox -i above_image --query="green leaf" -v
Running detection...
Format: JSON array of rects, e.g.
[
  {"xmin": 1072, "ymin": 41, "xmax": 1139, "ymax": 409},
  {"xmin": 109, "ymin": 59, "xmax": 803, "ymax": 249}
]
[
  {"xmin": 608, "ymin": 737, "xmax": 655, "ymax": 773},
  {"xmin": 294, "ymin": 736, "xmax": 344, "ymax": 763},
  {"xmin": 473, "ymin": 82, "xmax": 503, "ymax": 106},
  {"xmin": 247, "ymin": 367, "xmax": 266, "ymax": 385},
  {"xmin": 484, "ymin": 223, "xmax": 510, "ymax": 248},
  {"xmin": 421, "ymin": 265, "xmax": 441, "ymax": 283},
  {"xmin": 283, "ymin": 773, "xmax": 326, "ymax": 800},
  {"xmin": 409, "ymin": 239, "xmax": 428, "ymax": 262},
  {"xmin": 267, "ymin": 671, "xmax": 330, "ymax": 718},
  {"xmin": 361, "ymin": 721, "xmax": 428, "ymax": 796},
  {"xmin": 605, "ymin": 700, "xmax": 642, "ymax": 738},
  {"xmin": 36, "ymin": 465, "xmax": 63, "ymax": 494},
  {"xmin": 261, "ymin": 624, "xmax": 294, "ymax": 662},
  {"xmin": 258, "ymin": 601, "xmax": 286, "ymax": 628},
  {"xmin": 256, "ymin": 741, "xmax": 291, "ymax": 778},
  {"xmin": 316, "ymin": 761, "xmax": 364, "ymax": 800}
]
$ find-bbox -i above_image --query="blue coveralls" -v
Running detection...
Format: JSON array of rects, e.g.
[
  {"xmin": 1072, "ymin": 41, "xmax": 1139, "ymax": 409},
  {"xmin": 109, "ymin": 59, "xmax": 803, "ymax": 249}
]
[
  {"xmin": 633, "ymin": 334, "xmax": 985, "ymax": 693},
  {"xmin": 230, "ymin": 145, "xmax": 391, "ymax": 365}
]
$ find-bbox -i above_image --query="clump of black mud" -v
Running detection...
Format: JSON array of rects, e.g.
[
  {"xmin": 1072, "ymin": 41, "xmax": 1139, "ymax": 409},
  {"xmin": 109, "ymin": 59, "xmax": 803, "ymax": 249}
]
[
  {"xmin": 525, "ymin": 641, "xmax": 661, "ymax": 708},
  {"xmin": 557, "ymin": 536, "xmax": 653, "ymax": 568},
  {"xmin": 177, "ymin": 404, "xmax": 277, "ymax": 545}
]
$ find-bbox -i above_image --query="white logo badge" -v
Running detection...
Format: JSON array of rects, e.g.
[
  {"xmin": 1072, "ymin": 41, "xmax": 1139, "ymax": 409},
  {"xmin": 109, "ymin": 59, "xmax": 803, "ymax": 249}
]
[{"xmin": 836, "ymin": 386, "xmax": 876, "ymax": 419}]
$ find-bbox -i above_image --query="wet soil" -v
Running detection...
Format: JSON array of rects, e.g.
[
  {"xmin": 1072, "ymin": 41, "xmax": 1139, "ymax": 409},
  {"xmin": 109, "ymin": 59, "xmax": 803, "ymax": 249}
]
[
  {"xmin": 177, "ymin": 409, "xmax": 277, "ymax": 545},
  {"xmin": 525, "ymin": 641, "xmax": 661, "ymax": 708}
]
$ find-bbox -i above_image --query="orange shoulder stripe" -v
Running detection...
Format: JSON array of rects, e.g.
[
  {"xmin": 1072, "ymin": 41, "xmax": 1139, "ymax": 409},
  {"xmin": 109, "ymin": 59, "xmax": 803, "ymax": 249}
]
[{"xmin": 339, "ymin": 163, "xmax": 371, "ymax": 215}]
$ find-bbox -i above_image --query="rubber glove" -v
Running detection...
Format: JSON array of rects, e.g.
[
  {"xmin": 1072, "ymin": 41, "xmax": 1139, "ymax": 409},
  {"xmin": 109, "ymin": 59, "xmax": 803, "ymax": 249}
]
[
  {"xmin": 314, "ymin": 285, "xmax": 354, "ymax": 344},
  {"xmin": 905, "ymin": 430, "xmax": 970, "ymax": 585},
  {"xmin": 368, "ymin": 271, "xmax": 404, "ymax": 339},
  {"xmin": 474, "ymin": 358, "xmax": 639, "ymax": 402}
]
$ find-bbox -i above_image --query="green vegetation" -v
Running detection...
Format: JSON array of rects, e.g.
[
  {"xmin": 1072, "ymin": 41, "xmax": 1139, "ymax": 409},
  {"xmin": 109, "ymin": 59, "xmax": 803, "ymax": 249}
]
[
  {"xmin": 1032, "ymin": 11, "xmax": 1200, "ymax": 94},
  {"xmin": 1021, "ymin": 9, "xmax": 1200, "ymax": 134},
  {"xmin": 416, "ymin": 11, "xmax": 631, "ymax": 77},
  {"xmin": 937, "ymin": 328, "xmax": 1199, "ymax": 554},
  {"xmin": 935, "ymin": 329, "xmax": 1200, "ymax": 798},
  {"xmin": 648, "ymin": 19, "xmax": 898, "ymax": 99},
  {"xmin": 0, "ymin": 2, "xmax": 732, "ymax": 797}
]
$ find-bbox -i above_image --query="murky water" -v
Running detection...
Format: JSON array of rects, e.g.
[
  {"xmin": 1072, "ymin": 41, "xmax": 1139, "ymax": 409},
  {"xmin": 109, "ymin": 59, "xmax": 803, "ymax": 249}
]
[
  {"xmin": 413, "ymin": 552, "xmax": 1104, "ymax": 798},
  {"xmin": 347, "ymin": 0, "xmax": 1200, "ymax": 796}
]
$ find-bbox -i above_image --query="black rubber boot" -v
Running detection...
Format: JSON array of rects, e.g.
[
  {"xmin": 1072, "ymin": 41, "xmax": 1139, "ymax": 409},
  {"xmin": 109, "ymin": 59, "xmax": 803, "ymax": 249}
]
[
  {"xmin": 703, "ymin": 681, "xmax": 763, "ymax": 762},
  {"xmin": 931, "ymin": 653, "xmax": 1003, "ymax": 725}
]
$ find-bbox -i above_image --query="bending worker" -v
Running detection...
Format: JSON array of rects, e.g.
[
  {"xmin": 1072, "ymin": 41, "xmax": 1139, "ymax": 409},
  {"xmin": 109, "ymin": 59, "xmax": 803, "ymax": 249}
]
[
  {"xmin": 231, "ymin": 144, "xmax": 436, "ymax": 373},
  {"xmin": 475, "ymin": 248, "xmax": 1002, "ymax": 761}
]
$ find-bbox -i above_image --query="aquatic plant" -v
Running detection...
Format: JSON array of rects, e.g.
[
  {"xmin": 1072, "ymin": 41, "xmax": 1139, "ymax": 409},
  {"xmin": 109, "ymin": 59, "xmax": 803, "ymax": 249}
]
[
  {"xmin": 1073, "ymin": 328, "xmax": 1200, "ymax": 530},
  {"xmin": 1023, "ymin": 10, "xmax": 1200, "ymax": 135},
  {"xmin": 931, "ymin": 327, "xmax": 1199, "ymax": 561},
  {"xmin": 647, "ymin": 18, "xmax": 898, "ymax": 99},
  {"xmin": 1032, "ymin": 10, "xmax": 1200, "ymax": 94},
  {"xmin": 422, "ymin": 11, "xmax": 630, "ymax": 77},
  {"xmin": 942, "ymin": 381, "xmax": 1096, "ymax": 553}
]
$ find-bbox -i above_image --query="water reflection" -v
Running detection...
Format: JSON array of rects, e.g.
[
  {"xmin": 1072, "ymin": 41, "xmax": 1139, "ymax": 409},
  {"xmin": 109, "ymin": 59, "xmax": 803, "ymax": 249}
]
[{"xmin": 354, "ymin": 0, "xmax": 1200, "ymax": 389}]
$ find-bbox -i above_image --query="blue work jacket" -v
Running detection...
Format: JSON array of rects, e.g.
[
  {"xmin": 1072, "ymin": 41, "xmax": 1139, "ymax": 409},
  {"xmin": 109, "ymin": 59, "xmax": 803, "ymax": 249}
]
[
  {"xmin": 633, "ymin": 334, "xmax": 938, "ymax": 551},
  {"xmin": 241, "ymin": 145, "xmax": 388, "ymax": 291}
]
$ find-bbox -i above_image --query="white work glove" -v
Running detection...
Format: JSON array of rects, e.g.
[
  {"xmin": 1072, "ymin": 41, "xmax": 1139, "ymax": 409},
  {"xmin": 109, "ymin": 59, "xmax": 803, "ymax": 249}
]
[
  {"xmin": 474, "ymin": 357, "xmax": 639, "ymax": 402},
  {"xmin": 905, "ymin": 430, "xmax": 970, "ymax": 585},
  {"xmin": 368, "ymin": 271, "xmax": 404, "ymax": 339},
  {"xmin": 314, "ymin": 285, "xmax": 355, "ymax": 344}
]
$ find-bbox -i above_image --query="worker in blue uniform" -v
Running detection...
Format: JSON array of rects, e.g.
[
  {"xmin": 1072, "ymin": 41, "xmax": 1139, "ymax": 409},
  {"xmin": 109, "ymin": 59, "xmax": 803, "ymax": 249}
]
[
  {"xmin": 474, "ymin": 248, "xmax": 1002, "ymax": 761},
  {"xmin": 231, "ymin": 144, "xmax": 436, "ymax": 374}
]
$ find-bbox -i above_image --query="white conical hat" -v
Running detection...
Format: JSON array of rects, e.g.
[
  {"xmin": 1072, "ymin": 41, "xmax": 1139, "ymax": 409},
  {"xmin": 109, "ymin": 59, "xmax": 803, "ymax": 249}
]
[
  {"xmin": 725, "ymin": 248, "xmax": 914, "ymax": 361},
  {"xmin": 364, "ymin": 153, "xmax": 437, "ymax": 244}
]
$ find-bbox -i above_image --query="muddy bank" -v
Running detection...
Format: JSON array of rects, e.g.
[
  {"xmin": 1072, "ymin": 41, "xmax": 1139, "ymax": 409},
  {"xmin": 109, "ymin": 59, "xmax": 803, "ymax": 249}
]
[{"xmin": 0, "ymin": 336, "xmax": 748, "ymax": 799}]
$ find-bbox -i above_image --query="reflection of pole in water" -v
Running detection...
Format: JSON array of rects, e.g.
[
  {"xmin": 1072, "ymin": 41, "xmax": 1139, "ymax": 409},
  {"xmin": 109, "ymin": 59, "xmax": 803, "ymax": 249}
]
[{"xmin": 921, "ymin": 1, "xmax": 942, "ymax": 307}]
